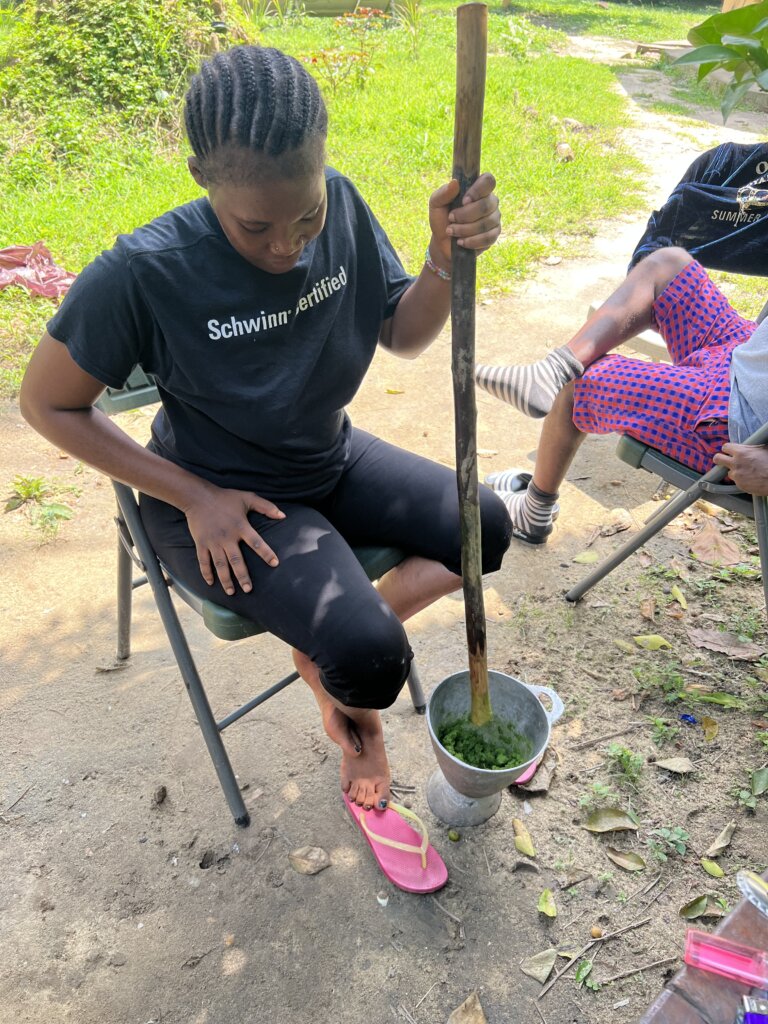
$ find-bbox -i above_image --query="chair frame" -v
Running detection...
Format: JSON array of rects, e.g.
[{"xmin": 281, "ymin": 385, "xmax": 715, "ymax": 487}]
[
  {"xmin": 98, "ymin": 375, "xmax": 426, "ymax": 827},
  {"xmin": 565, "ymin": 422, "xmax": 768, "ymax": 611}
]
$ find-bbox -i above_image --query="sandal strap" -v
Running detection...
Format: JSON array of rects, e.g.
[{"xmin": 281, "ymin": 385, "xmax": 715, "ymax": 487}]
[{"xmin": 358, "ymin": 802, "xmax": 429, "ymax": 870}]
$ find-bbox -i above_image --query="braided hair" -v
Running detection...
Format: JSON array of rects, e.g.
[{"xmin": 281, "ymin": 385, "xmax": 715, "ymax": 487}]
[{"xmin": 184, "ymin": 46, "xmax": 328, "ymax": 184}]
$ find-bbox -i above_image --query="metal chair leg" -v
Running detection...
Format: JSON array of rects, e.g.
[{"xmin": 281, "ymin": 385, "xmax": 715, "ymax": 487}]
[
  {"xmin": 753, "ymin": 494, "xmax": 768, "ymax": 615},
  {"xmin": 116, "ymin": 514, "xmax": 133, "ymax": 661},
  {"xmin": 113, "ymin": 484, "xmax": 250, "ymax": 827},
  {"xmin": 406, "ymin": 662, "xmax": 426, "ymax": 714}
]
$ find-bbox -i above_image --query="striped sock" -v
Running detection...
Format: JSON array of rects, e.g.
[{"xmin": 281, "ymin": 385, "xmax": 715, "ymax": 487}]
[
  {"xmin": 499, "ymin": 482, "xmax": 559, "ymax": 544},
  {"xmin": 475, "ymin": 346, "xmax": 584, "ymax": 419}
]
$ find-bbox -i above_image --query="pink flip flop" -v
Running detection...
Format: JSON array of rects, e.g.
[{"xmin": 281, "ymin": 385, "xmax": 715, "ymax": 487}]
[
  {"xmin": 513, "ymin": 757, "xmax": 542, "ymax": 786},
  {"xmin": 343, "ymin": 794, "xmax": 448, "ymax": 894}
]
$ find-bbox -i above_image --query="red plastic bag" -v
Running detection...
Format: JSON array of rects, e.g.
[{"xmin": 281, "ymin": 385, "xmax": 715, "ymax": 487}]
[{"xmin": 0, "ymin": 242, "xmax": 76, "ymax": 299}]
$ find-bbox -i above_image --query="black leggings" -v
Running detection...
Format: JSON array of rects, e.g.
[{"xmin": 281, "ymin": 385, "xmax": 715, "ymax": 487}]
[{"xmin": 139, "ymin": 429, "xmax": 512, "ymax": 709}]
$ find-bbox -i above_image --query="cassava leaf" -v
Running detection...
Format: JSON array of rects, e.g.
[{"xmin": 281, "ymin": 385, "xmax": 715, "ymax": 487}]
[
  {"xmin": 573, "ymin": 550, "xmax": 599, "ymax": 564},
  {"xmin": 751, "ymin": 766, "xmax": 768, "ymax": 796}
]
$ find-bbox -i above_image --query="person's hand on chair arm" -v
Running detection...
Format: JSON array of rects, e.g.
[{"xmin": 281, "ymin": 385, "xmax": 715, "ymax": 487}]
[{"xmin": 713, "ymin": 443, "xmax": 768, "ymax": 496}]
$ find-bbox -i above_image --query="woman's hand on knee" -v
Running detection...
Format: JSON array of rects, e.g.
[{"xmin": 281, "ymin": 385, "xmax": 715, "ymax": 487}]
[{"xmin": 183, "ymin": 484, "xmax": 286, "ymax": 595}]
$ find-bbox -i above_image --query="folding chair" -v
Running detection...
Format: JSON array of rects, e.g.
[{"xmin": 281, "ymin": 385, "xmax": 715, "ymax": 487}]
[
  {"xmin": 565, "ymin": 422, "xmax": 768, "ymax": 612},
  {"xmin": 97, "ymin": 368, "xmax": 426, "ymax": 827}
]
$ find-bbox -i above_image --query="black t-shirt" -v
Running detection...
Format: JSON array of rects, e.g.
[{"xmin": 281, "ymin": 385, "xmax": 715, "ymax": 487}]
[{"xmin": 47, "ymin": 168, "xmax": 413, "ymax": 501}]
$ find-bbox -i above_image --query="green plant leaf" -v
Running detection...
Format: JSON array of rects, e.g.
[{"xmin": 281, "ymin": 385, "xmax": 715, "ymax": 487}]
[
  {"xmin": 672, "ymin": 43, "xmax": 745, "ymax": 66},
  {"xmin": 701, "ymin": 858, "xmax": 725, "ymax": 878},
  {"xmin": 583, "ymin": 808, "xmax": 638, "ymax": 833},
  {"xmin": 751, "ymin": 766, "xmax": 768, "ymax": 796},
  {"xmin": 537, "ymin": 888, "xmax": 557, "ymax": 918},
  {"xmin": 605, "ymin": 847, "xmax": 646, "ymax": 872},
  {"xmin": 670, "ymin": 585, "xmax": 687, "ymax": 609},
  {"xmin": 633, "ymin": 634, "xmax": 672, "ymax": 650},
  {"xmin": 575, "ymin": 959, "xmax": 593, "ymax": 986},
  {"xmin": 679, "ymin": 895, "xmax": 708, "ymax": 920},
  {"xmin": 572, "ymin": 550, "xmax": 599, "ymax": 564},
  {"xmin": 4, "ymin": 496, "xmax": 25, "ymax": 512}
]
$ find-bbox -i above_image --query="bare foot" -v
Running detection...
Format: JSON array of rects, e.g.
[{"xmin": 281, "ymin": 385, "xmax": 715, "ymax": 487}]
[
  {"xmin": 292, "ymin": 648, "xmax": 391, "ymax": 810},
  {"xmin": 341, "ymin": 710, "xmax": 391, "ymax": 811},
  {"xmin": 292, "ymin": 649, "xmax": 361, "ymax": 760}
]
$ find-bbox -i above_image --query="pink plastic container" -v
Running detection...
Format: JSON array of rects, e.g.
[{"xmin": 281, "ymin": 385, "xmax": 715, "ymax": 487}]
[{"xmin": 684, "ymin": 930, "xmax": 768, "ymax": 987}]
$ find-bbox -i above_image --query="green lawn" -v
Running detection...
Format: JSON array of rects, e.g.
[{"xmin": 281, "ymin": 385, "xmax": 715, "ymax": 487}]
[{"xmin": 0, "ymin": 0, "xmax": 722, "ymax": 396}]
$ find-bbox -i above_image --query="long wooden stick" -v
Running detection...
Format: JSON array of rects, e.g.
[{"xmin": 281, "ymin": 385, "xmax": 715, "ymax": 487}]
[{"xmin": 451, "ymin": 2, "xmax": 490, "ymax": 727}]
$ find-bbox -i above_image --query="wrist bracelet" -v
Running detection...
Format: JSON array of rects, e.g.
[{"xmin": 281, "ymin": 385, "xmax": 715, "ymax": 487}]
[{"xmin": 424, "ymin": 245, "xmax": 451, "ymax": 281}]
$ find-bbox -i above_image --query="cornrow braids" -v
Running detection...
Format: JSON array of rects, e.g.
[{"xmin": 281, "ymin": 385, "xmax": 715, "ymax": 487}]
[{"xmin": 184, "ymin": 45, "xmax": 328, "ymax": 184}]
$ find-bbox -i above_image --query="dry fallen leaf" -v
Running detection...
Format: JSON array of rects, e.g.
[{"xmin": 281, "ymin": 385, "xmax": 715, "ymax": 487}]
[
  {"xmin": 538, "ymin": 888, "xmax": 557, "ymax": 917},
  {"xmin": 447, "ymin": 991, "xmax": 488, "ymax": 1024},
  {"xmin": 583, "ymin": 808, "xmax": 638, "ymax": 833},
  {"xmin": 700, "ymin": 858, "xmax": 725, "ymax": 878},
  {"xmin": 634, "ymin": 634, "xmax": 672, "ymax": 650},
  {"xmin": 704, "ymin": 821, "xmax": 736, "ymax": 858},
  {"xmin": 689, "ymin": 519, "xmax": 742, "ymax": 566},
  {"xmin": 686, "ymin": 627, "xmax": 765, "ymax": 662},
  {"xmin": 573, "ymin": 550, "xmax": 599, "ymax": 564},
  {"xmin": 605, "ymin": 847, "xmax": 646, "ymax": 872},
  {"xmin": 670, "ymin": 585, "xmax": 687, "ymax": 609},
  {"xmin": 520, "ymin": 948, "xmax": 558, "ymax": 984},
  {"xmin": 512, "ymin": 818, "xmax": 536, "ymax": 858},
  {"xmin": 653, "ymin": 756, "xmax": 694, "ymax": 775},
  {"xmin": 701, "ymin": 715, "xmax": 718, "ymax": 742},
  {"xmin": 639, "ymin": 597, "xmax": 657, "ymax": 621}
]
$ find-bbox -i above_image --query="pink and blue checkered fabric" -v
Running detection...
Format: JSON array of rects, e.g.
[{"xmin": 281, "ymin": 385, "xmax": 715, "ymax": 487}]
[{"xmin": 572, "ymin": 260, "xmax": 756, "ymax": 474}]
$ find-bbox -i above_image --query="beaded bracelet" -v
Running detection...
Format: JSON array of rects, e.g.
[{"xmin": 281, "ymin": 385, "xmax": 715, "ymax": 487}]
[{"xmin": 424, "ymin": 245, "xmax": 452, "ymax": 281}]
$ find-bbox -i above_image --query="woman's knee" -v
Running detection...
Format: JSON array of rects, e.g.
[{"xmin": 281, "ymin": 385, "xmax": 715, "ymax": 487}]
[
  {"xmin": 645, "ymin": 246, "xmax": 694, "ymax": 299},
  {"xmin": 318, "ymin": 614, "xmax": 412, "ymax": 710},
  {"xmin": 479, "ymin": 487, "xmax": 513, "ymax": 572}
]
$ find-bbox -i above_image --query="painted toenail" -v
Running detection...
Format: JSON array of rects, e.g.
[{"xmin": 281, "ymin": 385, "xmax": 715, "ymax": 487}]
[
  {"xmin": 364, "ymin": 804, "xmax": 372, "ymax": 811},
  {"xmin": 354, "ymin": 744, "xmax": 361, "ymax": 753},
  {"xmin": 378, "ymin": 799, "xmax": 387, "ymax": 809}
]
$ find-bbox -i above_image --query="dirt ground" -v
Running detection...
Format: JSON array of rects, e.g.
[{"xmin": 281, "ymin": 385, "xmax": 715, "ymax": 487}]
[{"xmin": 2, "ymin": 41, "xmax": 768, "ymax": 1024}]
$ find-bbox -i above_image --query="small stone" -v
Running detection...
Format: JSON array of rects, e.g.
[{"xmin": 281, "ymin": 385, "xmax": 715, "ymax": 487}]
[
  {"xmin": 555, "ymin": 142, "xmax": 574, "ymax": 163},
  {"xmin": 152, "ymin": 785, "xmax": 167, "ymax": 806},
  {"xmin": 448, "ymin": 829, "xmax": 461, "ymax": 843},
  {"xmin": 376, "ymin": 890, "xmax": 389, "ymax": 907},
  {"xmin": 288, "ymin": 846, "xmax": 331, "ymax": 875},
  {"xmin": 590, "ymin": 925, "xmax": 603, "ymax": 938}
]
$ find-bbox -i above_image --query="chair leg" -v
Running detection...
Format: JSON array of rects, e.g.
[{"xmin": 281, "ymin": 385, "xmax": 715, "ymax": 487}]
[
  {"xmin": 753, "ymin": 495, "xmax": 768, "ymax": 615},
  {"xmin": 406, "ymin": 661, "xmax": 426, "ymax": 714},
  {"xmin": 116, "ymin": 516, "xmax": 133, "ymax": 661},
  {"xmin": 565, "ymin": 477, "xmax": 709, "ymax": 603},
  {"xmin": 113, "ymin": 484, "xmax": 250, "ymax": 827}
]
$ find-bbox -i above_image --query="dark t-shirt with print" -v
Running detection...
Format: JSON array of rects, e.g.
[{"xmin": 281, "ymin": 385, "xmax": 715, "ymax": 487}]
[{"xmin": 47, "ymin": 168, "xmax": 413, "ymax": 501}]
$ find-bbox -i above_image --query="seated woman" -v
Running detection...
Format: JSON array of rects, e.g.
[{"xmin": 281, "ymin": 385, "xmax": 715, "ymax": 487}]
[
  {"xmin": 19, "ymin": 45, "xmax": 512, "ymax": 888},
  {"xmin": 474, "ymin": 246, "xmax": 768, "ymax": 544}
]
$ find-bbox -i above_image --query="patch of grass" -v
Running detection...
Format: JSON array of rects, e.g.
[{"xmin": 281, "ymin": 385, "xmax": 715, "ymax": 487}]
[
  {"xmin": 4, "ymin": 472, "xmax": 78, "ymax": 540},
  {"xmin": 605, "ymin": 742, "xmax": 644, "ymax": 788},
  {"xmin": 647, "ymin": 715, "xmax": 680, "ymax": 746},
  {"xmin": 501, "ymin": 0, "xmax": 719, "ymax": 44},
  {"xmin": 646, "ymin": 824, "xmax": 689, "ymax": 862},
  {"xmin": 0, "ymin": 3, "xmax": 649, "ymax": 398}
]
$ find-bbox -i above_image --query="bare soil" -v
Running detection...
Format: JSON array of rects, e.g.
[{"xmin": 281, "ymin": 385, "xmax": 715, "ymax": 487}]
[{"xmin": 2, "ymin": 43, "xmax": 767, "ymax": 1024}]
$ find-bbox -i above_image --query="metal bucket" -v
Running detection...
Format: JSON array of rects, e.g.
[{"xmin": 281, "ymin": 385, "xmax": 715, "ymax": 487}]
[{"xmin": 425, "ymin": 670, "xmax": 564, "ymax": 825}]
